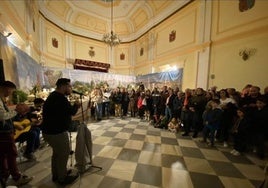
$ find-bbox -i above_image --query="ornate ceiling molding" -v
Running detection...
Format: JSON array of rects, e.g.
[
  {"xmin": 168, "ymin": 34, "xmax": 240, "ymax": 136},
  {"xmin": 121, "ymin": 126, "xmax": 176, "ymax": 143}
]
[{"xmin": 38, "ymin": 0, "xmax": 192, "ymax": 42}]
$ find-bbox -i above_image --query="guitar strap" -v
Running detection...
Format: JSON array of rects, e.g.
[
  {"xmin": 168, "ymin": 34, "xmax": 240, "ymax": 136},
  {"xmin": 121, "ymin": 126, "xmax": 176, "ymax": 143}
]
[
  {"xmin": 0, "ymin": 98, "xmax": 14, "ymax": 131},
  {"xmin": 0, "ymin": 97, "xmax": 9, "ymax": 111}
]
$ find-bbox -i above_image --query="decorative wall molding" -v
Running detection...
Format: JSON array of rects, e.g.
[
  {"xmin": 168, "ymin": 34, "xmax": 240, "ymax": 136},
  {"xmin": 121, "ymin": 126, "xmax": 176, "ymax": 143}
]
[{"xmin": 74, "ymin": 59, "xmax": 110, "ymax": 72}]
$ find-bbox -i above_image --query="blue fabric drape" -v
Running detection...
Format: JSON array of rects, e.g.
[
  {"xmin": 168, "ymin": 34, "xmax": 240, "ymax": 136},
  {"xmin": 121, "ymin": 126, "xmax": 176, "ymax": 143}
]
[{"xmin": 13, "ymin": 46, "xmax": 44, "ymax": 91}]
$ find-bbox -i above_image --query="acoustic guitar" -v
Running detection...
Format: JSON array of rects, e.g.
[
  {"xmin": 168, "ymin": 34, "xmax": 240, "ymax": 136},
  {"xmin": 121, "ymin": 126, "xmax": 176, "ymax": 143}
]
[{"xmin": 13, "ymin": 119, "xmax": 31, "ymax": 140}]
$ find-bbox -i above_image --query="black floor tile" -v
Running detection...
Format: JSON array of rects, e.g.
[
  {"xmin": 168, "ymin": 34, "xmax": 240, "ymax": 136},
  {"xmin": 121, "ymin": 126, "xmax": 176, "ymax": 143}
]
[
  {"xmin": 161, "ymin": 137, "xmax": 179, "ymax": 145},
  {"xmin": 161, "ymin": 154, "xmax": 186, "ymax": 170},
  {"xmin": 147, "ymin": 130, "xmax": 161, "ymax": 136},
  {"xmin": 222, "ymin": 151, "xmax": 255, "ymax": 164},
  {"xmin": 107, "ymin": 138, "xmax": 127, "ymax": 147},
  {"xmin": 98, "ymin": 176, "xmax": 131, "ymax": 188},
  {"xmin": 190, "ymin": 172, "xmax": 225, "ymax": 188},
  {"xmin": 208, "ymin": 161, "xmax": 245, "ymax": 178},
  {"xmin": 102, "ymin": 131, "xmax": 118, "ymax": 137},
  {"xmin": 92, "ymin": 156, "xmax": 115, "ymax": 176},
  {"xmin": 180, "ymin": 147, "xmax": 205, "ymax": 159},
  {"xmin": 129, "ymin": 134, "xmax": 146, "ymax": 141},
  {"xmin": 136, "ymin": 125, "xmax": 148, "ymax": 129},
  {"xmin": 133, "ymin": 164, "xmax": 162, "ymax": 187},
  {"xmin": 121, "ymin": 128, "xmax": 135, "ymax": 133}
]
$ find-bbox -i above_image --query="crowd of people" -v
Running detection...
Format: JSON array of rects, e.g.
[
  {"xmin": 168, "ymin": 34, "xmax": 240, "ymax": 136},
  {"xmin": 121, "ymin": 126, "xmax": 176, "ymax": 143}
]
[
  {"xmin": 0, "ymin": 79, "xmax": 267, "ymax": 187},
  {"xmin": 89, "ymin": 84, "xmax": 268, "ymax": 159}
]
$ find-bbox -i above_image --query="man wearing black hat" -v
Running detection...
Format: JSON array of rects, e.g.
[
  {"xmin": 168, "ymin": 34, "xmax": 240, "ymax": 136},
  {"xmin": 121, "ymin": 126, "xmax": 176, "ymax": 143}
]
[{"xmin": 42, "ymin": 78, "xmax": 81, "ymax": 185}]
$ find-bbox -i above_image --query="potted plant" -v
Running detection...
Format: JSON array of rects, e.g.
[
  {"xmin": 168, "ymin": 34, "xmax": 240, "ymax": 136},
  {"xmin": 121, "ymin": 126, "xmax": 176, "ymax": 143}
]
[{"xmin": 12, "ymin": 90, "xmax": 28, "ymax": 104}]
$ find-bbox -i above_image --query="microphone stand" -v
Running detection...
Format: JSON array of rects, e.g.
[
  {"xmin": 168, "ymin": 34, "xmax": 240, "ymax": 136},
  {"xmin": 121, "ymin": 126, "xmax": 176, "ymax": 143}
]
[
  {"xmin": 78, "ymin": 94, "xmax": 85, "ymax": 123},
  {"xmin": 69, "ymin": 133, "xmax": 74, "ymax": 167}
]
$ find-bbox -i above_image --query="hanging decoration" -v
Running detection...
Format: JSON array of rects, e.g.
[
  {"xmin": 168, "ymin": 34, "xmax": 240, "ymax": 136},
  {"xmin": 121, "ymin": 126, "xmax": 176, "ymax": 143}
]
[
  {"xmin": 52, "ymin": 38, "xmax": 58, "ymax": 48},
  {"xmin": 140, "ymin": 48, "xmax": 144, "ymax": 56},
  {"xmin": 120, "ymin": 53, "xmax": 125, "ymax": 60},
  {"xmin": 239, "ymin": 0, "xmax": 255, "ymax": 12},
  {"xmin": 169, "ymin": 30, "xmax": 176, "ymax": 42},
  {"xmin": 88, "ymin": 46, "xmax": 95, "ymax": 58}
]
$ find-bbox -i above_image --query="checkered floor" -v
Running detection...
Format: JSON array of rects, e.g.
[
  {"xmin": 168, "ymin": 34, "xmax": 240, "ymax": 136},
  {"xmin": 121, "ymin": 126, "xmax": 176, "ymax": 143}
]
[{"xmin": 9, "ymin": 117, "xmax": 267, "ymax": 188}]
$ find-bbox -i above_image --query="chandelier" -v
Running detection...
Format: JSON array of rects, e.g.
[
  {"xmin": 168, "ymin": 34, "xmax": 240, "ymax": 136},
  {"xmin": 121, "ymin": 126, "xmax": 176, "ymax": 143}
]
[{"xmin": 103, "ymin": 0, "xmax": 121, "ymax": 46}]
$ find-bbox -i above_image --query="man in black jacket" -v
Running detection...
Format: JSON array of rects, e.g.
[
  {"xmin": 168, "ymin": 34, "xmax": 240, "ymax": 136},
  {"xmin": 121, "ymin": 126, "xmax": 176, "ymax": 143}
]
[{"xmin": 42, "ymin": 78, "xmax": 80, "ymax": 185}]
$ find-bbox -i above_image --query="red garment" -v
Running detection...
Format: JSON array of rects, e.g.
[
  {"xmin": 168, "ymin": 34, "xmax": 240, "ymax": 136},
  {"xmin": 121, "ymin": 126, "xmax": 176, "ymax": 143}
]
[
  {"xmin": 183, "ymin": 95, "xmax": 188, "ymax": 106},
  {"xmin": 0, "ymin": 132, "xmax": 21, "ymax": 181},
  {"xmin": 137, "ymin": 97, "xmax": 143, "ymax": 109}
]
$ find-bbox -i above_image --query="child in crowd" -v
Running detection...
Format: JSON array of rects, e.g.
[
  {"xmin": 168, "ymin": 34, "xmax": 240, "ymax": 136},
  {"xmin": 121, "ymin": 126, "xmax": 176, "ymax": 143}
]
[
  {"xmin": 200, "ymin": 100, "xmax": 213, "ymax": 143},
  {"xmin": 154, "ymin": 114, "xmax": 169, "ymax": 129},
  {"xmin": 144, "ymin": 109, "xmax": 150, "ymax": 121},
  {"xmin": 230, "ymin": 108, "xmax": 250, "ymax": 156},
  {"xmin": 168, "ymin": 118, "xmax": 180, "ymax": 133},
  {"xmin": 202, "ymin": 99, "xmax": 223, "ymax": 147}
]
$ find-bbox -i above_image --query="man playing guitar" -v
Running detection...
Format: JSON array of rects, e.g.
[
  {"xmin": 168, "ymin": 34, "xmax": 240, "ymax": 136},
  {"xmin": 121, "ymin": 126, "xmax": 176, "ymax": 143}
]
[{"xmin": 13, "ymin": 99, "xmax": 43, "ymax": 160}]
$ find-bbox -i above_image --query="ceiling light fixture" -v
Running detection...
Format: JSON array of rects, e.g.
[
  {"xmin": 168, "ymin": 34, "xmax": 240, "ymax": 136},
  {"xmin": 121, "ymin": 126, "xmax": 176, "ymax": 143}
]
[{"xmin": 103, "ymin": 0, "xmax": 120, "ymax": 47}]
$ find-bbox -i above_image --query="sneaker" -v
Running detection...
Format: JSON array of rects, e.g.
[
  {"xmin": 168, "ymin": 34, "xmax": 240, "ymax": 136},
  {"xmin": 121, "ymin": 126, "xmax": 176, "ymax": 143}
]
[
  {"xmin": 39, "ymin": 141, "xmax": 49, "ymax": 149},
  {"xmin": 58, "ymin": 175, "xmax": 79, "ymax": 186},
  {"xmin": 14, "ymin": 175, "xmax": 33, "ymax": 186},
  {"xmin": 232, "ymin": 150, "xmax": 241, "ymax": 156},
  {"xmin": 23, "ymin": 153, "xmax": 36, "ymax": 160},
  {"xmin": 230, "ymin": 149, "xmax": 236, "ymax": 154}
]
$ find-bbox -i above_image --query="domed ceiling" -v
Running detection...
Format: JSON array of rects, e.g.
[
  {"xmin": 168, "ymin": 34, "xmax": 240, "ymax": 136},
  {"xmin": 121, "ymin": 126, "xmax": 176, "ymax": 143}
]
[{"xmin": 39, "ymin": 0, "xmax": 192, "ymax": 42}]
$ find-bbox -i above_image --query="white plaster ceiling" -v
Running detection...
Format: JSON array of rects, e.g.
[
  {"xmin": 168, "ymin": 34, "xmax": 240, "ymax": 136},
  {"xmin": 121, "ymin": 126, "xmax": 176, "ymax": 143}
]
[{"xmin": 39, "ymin": 0, "xmax": 192, "ymax": 42}]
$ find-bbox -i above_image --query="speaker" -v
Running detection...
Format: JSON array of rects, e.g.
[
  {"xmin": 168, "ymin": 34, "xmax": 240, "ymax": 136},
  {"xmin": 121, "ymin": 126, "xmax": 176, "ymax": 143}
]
[{"xmin": 0, "ymin": 59, "xmax": 5, "ymax": 83}]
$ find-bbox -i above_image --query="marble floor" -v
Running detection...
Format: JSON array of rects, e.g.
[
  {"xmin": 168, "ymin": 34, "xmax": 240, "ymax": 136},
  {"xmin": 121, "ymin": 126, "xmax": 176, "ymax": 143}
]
[{"xmin": 6, "ymin": 117, "xmax": 267, "ymax": 188}]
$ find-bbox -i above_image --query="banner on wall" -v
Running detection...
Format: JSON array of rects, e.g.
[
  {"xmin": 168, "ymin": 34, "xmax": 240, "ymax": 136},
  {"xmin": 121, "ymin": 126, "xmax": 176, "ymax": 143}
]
[
  {"xmin": 13, "ymin": 46, "xmax": 44, "ymax": 92},
  {"xmin": 15, "ymin": 63, "xmax": 182, "ymax": 92},
  {"xmin": 2, "ymin": 33, "xmax": 182, "ymax": 92},
  {"xmin": 42, "ymin": 67, "xmax": 136, "ymax": 90},
  {"xmin": 136, "ymin": 69, "xmax": 183, "ymax": 90}
]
